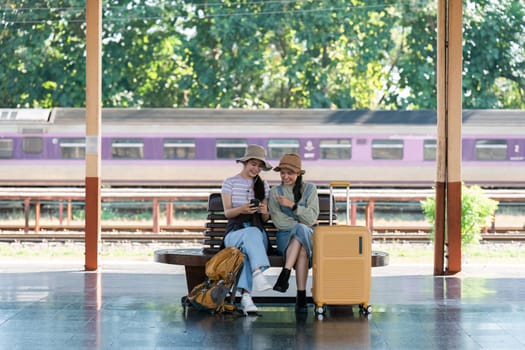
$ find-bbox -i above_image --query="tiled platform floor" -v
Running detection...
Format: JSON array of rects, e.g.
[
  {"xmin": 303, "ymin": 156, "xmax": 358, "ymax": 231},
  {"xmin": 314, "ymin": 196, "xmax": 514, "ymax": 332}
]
[{"xmin": 1, "ymin": 260, "xmax": 524, "ymax": 349}]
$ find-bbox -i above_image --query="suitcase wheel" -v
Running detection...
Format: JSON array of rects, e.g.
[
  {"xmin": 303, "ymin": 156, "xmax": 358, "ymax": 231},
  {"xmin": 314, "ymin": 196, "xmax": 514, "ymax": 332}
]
[
  {"xmin": 359, "ymin": 304, "xmax": 372, "ymax": 315},
  {"xmin": 315, "ymin": 305, "xmax": 327, "ymax": 315}
]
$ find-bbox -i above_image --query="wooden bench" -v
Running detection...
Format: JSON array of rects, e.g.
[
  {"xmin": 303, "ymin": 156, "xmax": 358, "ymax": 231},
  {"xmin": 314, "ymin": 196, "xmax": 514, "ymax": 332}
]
[{"xmin": 155, "ymin": 192, "xmax": 389, "ymax": 293}]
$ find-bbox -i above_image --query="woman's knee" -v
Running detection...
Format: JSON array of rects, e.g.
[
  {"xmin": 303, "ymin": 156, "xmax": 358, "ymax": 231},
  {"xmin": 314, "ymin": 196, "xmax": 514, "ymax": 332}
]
[
  {"xmin": 296, "ymin": 223, "xmax": 311, "ymax": 234},
  {"xmin": 237, "ymin": 227, "xmax": 264, "ymax": 243},
  {"xmin": 294, "ymin": 225, "xmax": 312, "ymax": 241},
  {"xmin": 246, "ymin": 227, "xmax": 264, "ymax": 238}
]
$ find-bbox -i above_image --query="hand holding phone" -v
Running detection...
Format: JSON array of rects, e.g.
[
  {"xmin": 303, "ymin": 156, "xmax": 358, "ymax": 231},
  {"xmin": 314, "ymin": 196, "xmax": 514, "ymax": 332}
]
[{"xmin": 250, "ymin": 198, "xmax": 260, "ymax": 207}]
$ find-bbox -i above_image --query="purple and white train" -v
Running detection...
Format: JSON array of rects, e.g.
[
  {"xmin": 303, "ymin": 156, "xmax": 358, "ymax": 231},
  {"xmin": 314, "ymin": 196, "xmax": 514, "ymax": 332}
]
[{"xmin": 1, "ymin": 108, "xmax": 524, "ymax": 188}]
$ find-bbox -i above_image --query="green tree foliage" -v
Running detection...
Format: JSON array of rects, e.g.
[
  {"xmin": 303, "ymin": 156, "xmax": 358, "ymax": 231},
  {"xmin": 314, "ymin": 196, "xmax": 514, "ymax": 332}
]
[
  {"xmin": 180, "ymin": 1, "xmax": 270, "ymax": 108},
  {"xmin": 0, "ymin": 0, "xmax": 86, "ymax": 107},
  {"xmin": 100, "ymin": 1, "xmax": 191, "ymax": 107},
  {"xmin": 462, "ymin": 1, "xmax": 525, "ymax": 108},
  {"xmin": 0, "ymin": 1, "xmax": 523, "ymax": 108},
  {"xmin": 421, "ymin": 184, "xmax": 499, "ymax": 245},
  {"xmin": 394, "ymin": 0, "xmax": 525, "ymax": 109}
]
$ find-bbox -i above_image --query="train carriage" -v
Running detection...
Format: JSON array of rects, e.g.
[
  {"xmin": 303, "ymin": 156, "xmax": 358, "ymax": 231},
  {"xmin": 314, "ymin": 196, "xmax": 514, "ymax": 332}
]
[{"xmin": 0, "ymin": 108, "xmax": 523, "ymax": 188}]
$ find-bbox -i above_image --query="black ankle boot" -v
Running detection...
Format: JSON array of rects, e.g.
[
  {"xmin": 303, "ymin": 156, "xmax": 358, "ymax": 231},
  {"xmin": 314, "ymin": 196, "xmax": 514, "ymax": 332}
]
[
  {"xmin": 273, "ymin": 268, "xmax": 291, "ymax": 293},
  {"xmin": 295, "ymin": 290, "xmax": 308, "ymax": 313}
]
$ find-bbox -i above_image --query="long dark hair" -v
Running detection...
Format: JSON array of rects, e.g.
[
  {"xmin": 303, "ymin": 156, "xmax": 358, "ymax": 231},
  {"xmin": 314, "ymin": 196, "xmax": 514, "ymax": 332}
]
[
  {"xmin": 292, "ymin": 174, "xmax": 304, "ymax": 203},
  {"xmin": 253, "ymin": 174, "xmax": 265, "ymax": 201}
]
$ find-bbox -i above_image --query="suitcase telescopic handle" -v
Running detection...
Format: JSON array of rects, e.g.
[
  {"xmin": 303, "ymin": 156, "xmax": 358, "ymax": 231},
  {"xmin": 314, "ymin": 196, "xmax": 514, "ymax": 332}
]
[{"xmin": 329, "ymin": 181, "xmax": 350, "ymax": 225}]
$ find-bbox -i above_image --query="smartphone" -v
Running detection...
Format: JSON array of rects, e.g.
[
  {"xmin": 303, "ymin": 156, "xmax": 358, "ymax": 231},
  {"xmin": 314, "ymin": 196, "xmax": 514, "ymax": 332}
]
[{"xmin": 250, "ymin": 199, "xmax": 260, "ymax": 207}]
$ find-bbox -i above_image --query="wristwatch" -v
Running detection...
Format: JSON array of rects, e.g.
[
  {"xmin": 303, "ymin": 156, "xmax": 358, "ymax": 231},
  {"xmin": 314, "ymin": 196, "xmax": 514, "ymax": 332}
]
[{"xmin": 292, "ymin": 203, "xmax": 298, "ymax": 211}]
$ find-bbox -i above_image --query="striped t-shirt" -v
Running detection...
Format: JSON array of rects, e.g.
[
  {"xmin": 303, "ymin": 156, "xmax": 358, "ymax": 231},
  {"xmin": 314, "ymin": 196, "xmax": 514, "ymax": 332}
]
[{"xmin": 221, "ymin": 174, "xmax": 270, "ymax": 208}]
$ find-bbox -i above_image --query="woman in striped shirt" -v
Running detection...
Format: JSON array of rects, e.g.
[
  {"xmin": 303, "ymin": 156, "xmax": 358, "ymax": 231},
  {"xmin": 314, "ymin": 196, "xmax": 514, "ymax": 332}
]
[{"xmin": 221, "ymin": 144, "xmax": 273, "ymax": 315}]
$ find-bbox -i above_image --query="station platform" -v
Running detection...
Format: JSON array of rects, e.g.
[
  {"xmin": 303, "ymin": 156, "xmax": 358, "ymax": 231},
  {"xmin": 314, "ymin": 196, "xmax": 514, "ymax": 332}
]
[{"xmin": 1, "ymin": 259, "xmax": 524, "ymax": 349}]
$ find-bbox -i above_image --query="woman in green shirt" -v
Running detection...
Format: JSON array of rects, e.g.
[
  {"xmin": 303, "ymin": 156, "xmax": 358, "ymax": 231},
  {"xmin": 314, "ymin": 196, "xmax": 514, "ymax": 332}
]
[{"xmin": 268, "ymin": 153, "xmax": 319, "ymax": 312}]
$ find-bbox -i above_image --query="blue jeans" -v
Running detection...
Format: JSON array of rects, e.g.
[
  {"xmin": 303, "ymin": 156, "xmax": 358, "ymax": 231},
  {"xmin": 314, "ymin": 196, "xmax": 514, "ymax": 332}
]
[
  {"xmin": 276, "ymin": 223, "xmax": 314, "ymax": 268},
  {"xmin": 224, "ymin": 224, "xmax": 270, "ymax": 292}
]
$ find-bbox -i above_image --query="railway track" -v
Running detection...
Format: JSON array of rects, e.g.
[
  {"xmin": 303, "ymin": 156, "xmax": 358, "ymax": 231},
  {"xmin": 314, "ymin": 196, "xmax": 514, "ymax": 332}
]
[
  {"xmin": 0, "ymin": 225, "xmax": 523, "ymax": 243},
  {"xmin": 1, "ymin": 187, "xmax": 523, "ymax": 243}
]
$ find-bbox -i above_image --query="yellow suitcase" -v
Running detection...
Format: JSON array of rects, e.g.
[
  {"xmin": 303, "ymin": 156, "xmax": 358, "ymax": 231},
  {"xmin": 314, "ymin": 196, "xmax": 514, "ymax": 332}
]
[{"xmin": 312, "ymin": 182, "xmax": 372, "ymax": 315}]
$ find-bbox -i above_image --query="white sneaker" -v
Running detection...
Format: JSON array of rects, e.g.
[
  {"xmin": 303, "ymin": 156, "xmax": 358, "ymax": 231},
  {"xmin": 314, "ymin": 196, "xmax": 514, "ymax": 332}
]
[
  {"xmin": 252, "ymin": 270, "xmax": 272, "ymax": 292},
  {"xmin": 241, "ymin": 293, "xmax": 258, "ymax": 315}
]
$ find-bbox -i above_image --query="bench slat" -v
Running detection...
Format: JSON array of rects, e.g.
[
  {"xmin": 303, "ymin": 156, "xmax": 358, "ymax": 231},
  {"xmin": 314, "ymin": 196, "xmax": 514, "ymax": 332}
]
[{"xmin": 203, "ymin": 192, "xmax": 335, "ymax": 253}]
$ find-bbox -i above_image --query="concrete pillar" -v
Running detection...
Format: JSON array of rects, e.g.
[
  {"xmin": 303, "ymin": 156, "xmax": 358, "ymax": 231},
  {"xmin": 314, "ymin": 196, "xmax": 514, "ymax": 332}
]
[
  {"xmin": 85, "ymin": 0, "xmax": 102, "ymax": 271},
  {"xmin": 434, "ymin": 0, "xmax": 463, "ymax": 275}
]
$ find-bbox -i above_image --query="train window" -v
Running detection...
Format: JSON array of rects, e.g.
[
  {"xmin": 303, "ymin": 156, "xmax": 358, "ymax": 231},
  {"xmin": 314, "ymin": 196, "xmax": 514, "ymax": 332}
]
[
  {"xmin": 216, "ymin": 139, "xmax": 247, "ymax": 159},
  {"xmin": 22, "ymin": 136, "xmax": 43, "ymax": 154},
  {"xmin": 424, "ymin": 140, "xmax": 437, "ymax": 161},
  {"xmin": 475, "ymin": 139, "xmax": 507, "ymax": 161},
  {"xmin": 163, "ymin": 139, "xmax": 196, "ymax": 159},
  {"xmin": 111, "ymin": 138, "xmax": 144, "ymax": 159},
  {"xmin": 372, "ymin": 139, "xmax": 404, "ymax": 160},
  {"xmin": 268, "ymin": 139, "xmax": 299, "ymax": 159},
  {"xmin": 60, "ymin": 138, "xmax": 86, "ymax": 159},
  {"xmin": 320, "ymin": 139, "xmax": 352, "ymax": 159},
  {"xmin": 0, "ymin": 111, "xmax": 12, "ymax": 120},
  {"xmin": 0, "ymin": 138, "xmax": 14, "ymax": 158}
]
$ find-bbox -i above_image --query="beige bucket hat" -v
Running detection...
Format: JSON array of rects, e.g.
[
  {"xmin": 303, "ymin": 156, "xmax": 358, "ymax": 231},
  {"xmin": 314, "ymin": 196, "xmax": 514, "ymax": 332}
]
[{"xmin": 236, "ymin": 144, "xmax": 272, "ymax": 171}]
